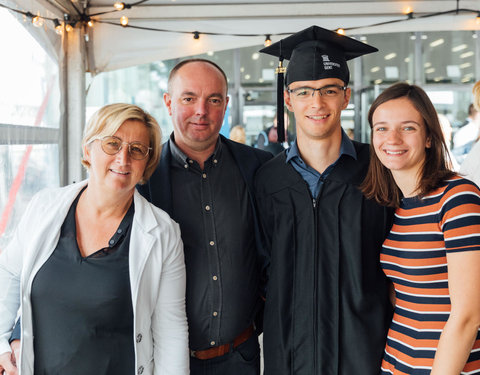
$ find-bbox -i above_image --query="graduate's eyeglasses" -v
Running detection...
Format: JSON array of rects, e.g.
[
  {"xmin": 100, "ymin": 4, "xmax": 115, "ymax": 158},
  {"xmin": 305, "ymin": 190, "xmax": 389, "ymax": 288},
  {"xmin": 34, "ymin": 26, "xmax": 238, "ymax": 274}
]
[
  {"xmin": 287, "ymin": 85, "xmax": 347, "ymax": 100},
  {"xmin": 100, "ymin": 136, "xmax": 151, "ymax": 160}
]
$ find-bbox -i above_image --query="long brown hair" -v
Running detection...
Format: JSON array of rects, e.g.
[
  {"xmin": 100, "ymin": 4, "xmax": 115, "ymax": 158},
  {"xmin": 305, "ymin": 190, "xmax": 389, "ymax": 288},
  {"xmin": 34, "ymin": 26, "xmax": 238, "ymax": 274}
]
[{"xmin": 361, "ymin": 82, "xmax": 455, "ymax": 207}]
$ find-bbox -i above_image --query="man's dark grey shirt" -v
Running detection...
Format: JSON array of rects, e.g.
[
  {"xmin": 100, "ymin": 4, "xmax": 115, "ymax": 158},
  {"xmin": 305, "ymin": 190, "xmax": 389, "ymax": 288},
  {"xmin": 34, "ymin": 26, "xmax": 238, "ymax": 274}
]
[{"xmin": 169, "ymin": 137, "xmax": 259, "ymax": 351}]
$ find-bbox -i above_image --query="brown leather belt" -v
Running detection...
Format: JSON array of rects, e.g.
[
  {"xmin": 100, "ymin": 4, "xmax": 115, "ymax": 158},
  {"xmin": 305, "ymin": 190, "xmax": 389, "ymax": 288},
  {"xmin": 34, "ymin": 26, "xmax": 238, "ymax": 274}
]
[{"xmin": 190, "ymin": 325, "xmax": 254, "ymax": 360}]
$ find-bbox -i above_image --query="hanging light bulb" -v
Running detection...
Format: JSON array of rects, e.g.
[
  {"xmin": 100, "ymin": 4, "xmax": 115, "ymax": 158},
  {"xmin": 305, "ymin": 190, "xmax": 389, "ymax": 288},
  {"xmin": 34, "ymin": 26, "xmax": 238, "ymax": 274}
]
[
  {"xmin": 193, "ymin": 31, "xmax": 200, "ymax": 40},
  {"xmin": 120, "ymin": 16, "xmax": 129, "ymax": 26},
  {"xmin": 404, "ymin": 6, "xmax": 414, "ymax": 19},
  {"xmin": 114, "ymin": 2, "xmax": 125, "ymax": 10},
  {"xmin": 53, "ymin": 19, "xmax": 63, "ymax": 34},
  {"xmin": 32, "ymin": 14, "xmax": 44, "ymax": 27},
  {"xmin": 65, "ymin": 23, "xmax": 73, "ymax": 32},
  {"xmin": 336, "ymin": 28, "xmax": 345, "ymax": 35},
  {"xmin": 264, "ymin": 34, "xmax": 272, "ymax": 47},
  {"xmin": 87, "ymin": 18, "xmax": 94, "ymax": 27}
]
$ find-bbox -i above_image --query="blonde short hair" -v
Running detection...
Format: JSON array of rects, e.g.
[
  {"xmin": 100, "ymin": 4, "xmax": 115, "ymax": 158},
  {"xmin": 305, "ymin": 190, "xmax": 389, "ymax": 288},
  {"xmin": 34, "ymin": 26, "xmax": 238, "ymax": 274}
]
[
  {"xmin": 82, "ymin": 103, "xmax": 162, "ymax": 184},
  {"xmin": 473, "ymin": 80, "xmax": 480, "ymax": 112},
  {"xmin": 229, "ymin": 125, "xmax": 246, "ymax": 144}
]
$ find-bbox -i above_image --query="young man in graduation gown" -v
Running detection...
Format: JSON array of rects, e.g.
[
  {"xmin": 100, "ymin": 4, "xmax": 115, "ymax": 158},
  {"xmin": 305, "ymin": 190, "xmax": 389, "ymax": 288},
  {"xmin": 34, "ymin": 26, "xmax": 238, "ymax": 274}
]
[{"xmin": 255, "ymin": 26, "xmax": 393, "ymax": 375}]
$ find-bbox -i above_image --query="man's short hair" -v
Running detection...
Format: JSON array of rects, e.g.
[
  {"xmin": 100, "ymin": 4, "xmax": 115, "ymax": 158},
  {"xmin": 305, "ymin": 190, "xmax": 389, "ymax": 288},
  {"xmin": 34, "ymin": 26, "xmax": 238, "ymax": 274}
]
[{"xmin": 167, "ymin": 58, "xmax": 228, "ymax": 93}]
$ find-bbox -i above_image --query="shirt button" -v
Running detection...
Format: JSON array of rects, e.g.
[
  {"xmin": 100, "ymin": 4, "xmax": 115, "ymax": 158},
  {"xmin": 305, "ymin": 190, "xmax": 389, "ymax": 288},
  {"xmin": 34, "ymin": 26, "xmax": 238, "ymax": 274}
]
[
  {"xmin": 209, "ymin": 241, "xmax": 215, "ymax": 246},
  {"xmin": 189, "ymin": 159, "xmax": 194, "ymax": 164},
  {"xmin": 109, "ymin": 239, "xmax": 114, "ymax": 245},
  {"xmin": 213, "ymin": 159, "xmax": 218, "ymax": 164},
  {"xmin": 205, "ymin": 205, "xmax": 211, "ymax": 211},
  {"xmin": 212, "ymin": 275, "xmax": 218, "ymax": 281},
  {"xmin": 213, "ymin": 311, "xmax": 218, "ymax": 317},
  {"xmin": 210, "ymin": 341, "xmax": 216, "ymax": 346},
  {"xmin": 138, "ymin": 366, "xmax": 144, "ymax": 374},
  {"xmin": 184, "ymin": 164, "xmax": 188, "ymax": 169},
  {"xmin": 136, "ymin": 333, "xmax": 142, "ymax": 343},
  {"xmin": 202, "ymin": 173, "xmax": 207, "ymax": 178},
  {"xmin": 117, "ymin": 229, "xmax": 122, "ymax": 234}
]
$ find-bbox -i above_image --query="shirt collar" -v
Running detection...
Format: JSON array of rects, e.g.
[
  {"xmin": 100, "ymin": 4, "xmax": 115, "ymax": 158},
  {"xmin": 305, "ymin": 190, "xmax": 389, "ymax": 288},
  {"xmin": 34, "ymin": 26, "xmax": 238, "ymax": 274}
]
[
  {"xmin": 169, "ymin": 133, "xmax": 223, "ymax": 166},
  {"xmin": 340, "ymin": 129, "xmax": 357, "ymax": 160},
  {"xmin": 285, "ymin": 138, "xmax": 301, "ymax": 163},
  {"xmin": 286, "ymin": 128, "xmax": 357, "ymax": 164},
  {"xmin": 169, "ymin": 133, "xmax": 189, "ymax": 165}
]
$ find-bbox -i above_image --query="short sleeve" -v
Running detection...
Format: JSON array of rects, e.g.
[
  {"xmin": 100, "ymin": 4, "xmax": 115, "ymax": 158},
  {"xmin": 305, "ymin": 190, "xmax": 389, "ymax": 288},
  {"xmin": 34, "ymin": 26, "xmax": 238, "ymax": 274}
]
[{"xmin": 440, "ymin": 179, "xmax": 480, "ymax": 253}]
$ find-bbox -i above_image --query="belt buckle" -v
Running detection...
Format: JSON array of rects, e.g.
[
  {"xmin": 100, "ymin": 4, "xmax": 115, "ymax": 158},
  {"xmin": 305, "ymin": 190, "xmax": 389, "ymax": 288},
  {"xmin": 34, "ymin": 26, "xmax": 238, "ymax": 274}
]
[{"xmin": 190, "ymin": 349, "xmax": 197, "ymax": 358}]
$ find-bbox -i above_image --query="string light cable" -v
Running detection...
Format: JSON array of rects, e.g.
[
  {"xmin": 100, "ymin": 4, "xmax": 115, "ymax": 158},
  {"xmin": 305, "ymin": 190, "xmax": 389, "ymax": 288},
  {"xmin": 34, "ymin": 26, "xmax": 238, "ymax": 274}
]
[
  {"xmin": 1, "ymin": 1, "xmax": 480, "ymax": 41},
  {"xmin": 0, "ymin": 2, "xmax": 88, "ymax": 32},
  {"xmin": 93, "ymin": 6, "xmax": 480, "ymax": 41}
]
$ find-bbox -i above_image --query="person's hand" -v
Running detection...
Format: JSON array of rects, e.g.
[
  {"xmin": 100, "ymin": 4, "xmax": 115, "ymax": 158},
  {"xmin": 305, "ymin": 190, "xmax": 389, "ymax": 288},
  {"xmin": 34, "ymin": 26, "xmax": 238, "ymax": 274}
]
[
  {"xmin": 0, "ymin": 350, "xmax": 18, "ymax": 375},
  {"xmin": 9, "ymin": 340, "xmax": 19, "ymax": 368}
]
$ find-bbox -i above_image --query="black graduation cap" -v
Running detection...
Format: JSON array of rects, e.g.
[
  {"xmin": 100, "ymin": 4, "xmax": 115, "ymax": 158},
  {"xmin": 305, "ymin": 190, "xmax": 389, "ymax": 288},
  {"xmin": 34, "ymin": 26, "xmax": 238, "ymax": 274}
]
[{"xmin": 259, "ymin": 25, "xmax": 378, "ymax": 142}]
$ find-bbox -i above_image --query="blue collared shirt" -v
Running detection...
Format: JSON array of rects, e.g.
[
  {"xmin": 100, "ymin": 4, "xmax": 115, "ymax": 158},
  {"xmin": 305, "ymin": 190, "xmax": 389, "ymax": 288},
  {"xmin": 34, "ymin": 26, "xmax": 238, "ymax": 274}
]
[{"xmin": 286, "ymin": 129, "xmax": 357, "ymax": 199}]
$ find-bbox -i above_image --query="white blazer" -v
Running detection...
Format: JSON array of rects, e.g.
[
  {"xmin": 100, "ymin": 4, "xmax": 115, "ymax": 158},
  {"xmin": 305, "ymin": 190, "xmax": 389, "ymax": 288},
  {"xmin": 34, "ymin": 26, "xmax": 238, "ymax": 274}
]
[{"xmin": 0, "ymin": 180, "xmax": 189, "ymax": 375}]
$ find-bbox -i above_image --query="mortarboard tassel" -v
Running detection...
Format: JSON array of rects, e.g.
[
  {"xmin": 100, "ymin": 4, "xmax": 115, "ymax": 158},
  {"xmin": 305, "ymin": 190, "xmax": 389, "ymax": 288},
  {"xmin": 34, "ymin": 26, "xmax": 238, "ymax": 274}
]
[{"xmin": 276, "ymin": 58, "xmax": 286, "ymax": 143}]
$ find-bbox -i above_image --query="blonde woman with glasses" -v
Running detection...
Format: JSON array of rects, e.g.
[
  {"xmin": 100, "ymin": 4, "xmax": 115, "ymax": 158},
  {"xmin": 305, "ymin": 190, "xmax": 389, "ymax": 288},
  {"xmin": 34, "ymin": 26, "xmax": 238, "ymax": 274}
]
[{"xmin": 0, "ymin": 104, "xmax": 189, "ymax": 375}]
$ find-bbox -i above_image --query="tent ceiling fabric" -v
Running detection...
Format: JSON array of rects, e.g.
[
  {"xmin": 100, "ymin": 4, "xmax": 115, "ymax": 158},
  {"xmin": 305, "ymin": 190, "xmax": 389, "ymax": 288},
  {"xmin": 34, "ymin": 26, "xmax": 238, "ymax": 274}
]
[{"xmin": 10, "ymin": 0, "xmax": 480, "ymax": 73}]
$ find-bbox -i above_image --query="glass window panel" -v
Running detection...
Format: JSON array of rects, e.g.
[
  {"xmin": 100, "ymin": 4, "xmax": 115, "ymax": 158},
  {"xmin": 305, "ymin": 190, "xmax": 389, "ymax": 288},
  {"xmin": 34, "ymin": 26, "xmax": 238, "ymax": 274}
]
[
  {"xmin": 361, "ymin": 33, "xmax": 414, "ymax": 86},
  {"xmin": 0, "ymin": 9, "xmax": 60, "ymax": 128},
  {"xmin": 86, "ymin": 31, "xmax": 479, "ymax": 149},
  {"xmin": 87, "ymin": 63, "xmax": 172, "ymax": 141},
  {"xmin": 0, "ymin": 144, "xmax": 59, "ymax": 250},
  {"xmin": 422, "ymin": 31, "xmax": 476, "ymax": 84},
  {"xmin": 0, "ymin": 10, "xmax": 61, "ymax": 251},
  {"xmin": 239, "ymin": 45, "xmax": 276, "ymax": 85}
]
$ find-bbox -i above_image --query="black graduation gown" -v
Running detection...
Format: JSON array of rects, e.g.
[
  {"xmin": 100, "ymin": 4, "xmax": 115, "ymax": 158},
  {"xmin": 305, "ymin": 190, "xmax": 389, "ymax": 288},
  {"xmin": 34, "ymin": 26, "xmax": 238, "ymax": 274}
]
[{"xmin": 254, "ymin": 141, "xmax": 393, "ymax": 375}]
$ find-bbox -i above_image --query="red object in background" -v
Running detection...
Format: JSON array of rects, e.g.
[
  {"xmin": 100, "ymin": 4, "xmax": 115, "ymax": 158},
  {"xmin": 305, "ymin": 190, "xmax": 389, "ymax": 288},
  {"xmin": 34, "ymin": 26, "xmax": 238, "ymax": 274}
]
[{"xmin": 0, "ymin": 79, "xmax": 54, "ymax": 244}]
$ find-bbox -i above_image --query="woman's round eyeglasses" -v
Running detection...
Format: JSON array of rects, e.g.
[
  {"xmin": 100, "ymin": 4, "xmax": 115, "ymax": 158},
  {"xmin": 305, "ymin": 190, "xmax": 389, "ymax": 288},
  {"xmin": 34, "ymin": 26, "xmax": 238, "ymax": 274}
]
[{"xmin": 100, "ymin": 136, "xmax": 151, "ymax": 160}]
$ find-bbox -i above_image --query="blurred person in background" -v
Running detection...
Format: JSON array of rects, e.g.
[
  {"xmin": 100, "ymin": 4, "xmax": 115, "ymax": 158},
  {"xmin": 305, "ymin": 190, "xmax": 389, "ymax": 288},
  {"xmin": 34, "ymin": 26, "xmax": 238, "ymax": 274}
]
[
  {"xmin": 229, "ymin": 125, "xmax": 247, "ymax": 144},
  {"xmin": 255, "ymin": 113, "xmax": 293, "ymax": 155},
  {"xmin": 438, "ymin": 113, "xmax": 459, "ymax": 170},
  {"xmin": 452, "ymin": 102, "xmax": 480, "ymax": 164},
  {"xmin": 460, "ymin": 80, "xmax": 480, "ymax": 186}
]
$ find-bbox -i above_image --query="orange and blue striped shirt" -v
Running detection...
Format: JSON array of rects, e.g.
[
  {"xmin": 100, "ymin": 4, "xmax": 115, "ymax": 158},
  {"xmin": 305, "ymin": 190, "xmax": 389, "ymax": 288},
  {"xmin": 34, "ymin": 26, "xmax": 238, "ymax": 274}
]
[{"xmin": 381, "ymin": 176, "xmax": 480, "ymax": 374}]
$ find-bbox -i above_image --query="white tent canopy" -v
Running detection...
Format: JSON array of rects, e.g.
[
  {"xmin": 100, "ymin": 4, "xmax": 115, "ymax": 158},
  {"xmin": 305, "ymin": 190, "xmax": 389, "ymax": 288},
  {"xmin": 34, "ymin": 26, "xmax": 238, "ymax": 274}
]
[{"xmin": 8, "ymin": 0, "xmax": 480, "ymax": 74}]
